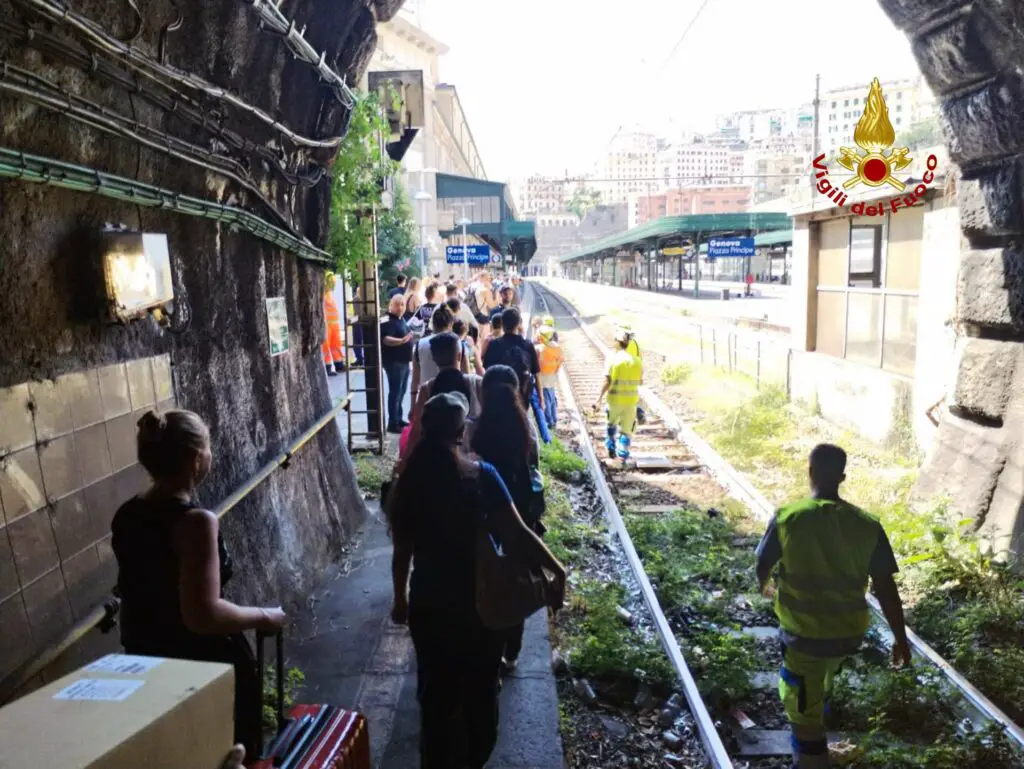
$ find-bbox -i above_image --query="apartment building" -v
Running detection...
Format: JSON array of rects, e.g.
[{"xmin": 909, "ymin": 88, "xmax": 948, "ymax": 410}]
[
  {"xmin": 824, "ymin": 76, "xmax": 936, "ymax": 153},
  {"xmin": 635, "ymin": 185, "xmax": 752, "ymax": 224}
]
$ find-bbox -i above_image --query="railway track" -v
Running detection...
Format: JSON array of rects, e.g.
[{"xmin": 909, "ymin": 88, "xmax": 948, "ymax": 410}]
[{"xmin": 526, "ymin": 281, "xmax": 1024, "ymax": 769}]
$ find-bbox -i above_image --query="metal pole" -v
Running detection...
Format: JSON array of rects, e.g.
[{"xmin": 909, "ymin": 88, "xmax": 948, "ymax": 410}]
[
  {"xmin": 693, "ymin": 230, "xmax": 702, "ymax": 299},
  {"xmin": 811, "ymin": 73, "xmax": 821, "ymax": 204},
  {"xmin": 462, "ymin": 222, "xmax": 469, "ymax": 282}
]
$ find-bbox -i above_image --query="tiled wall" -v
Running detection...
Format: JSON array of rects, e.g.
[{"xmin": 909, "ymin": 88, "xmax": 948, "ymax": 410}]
[{"xmin": 0, "ymin": 355, "xmax": 175, "ymax": 683}]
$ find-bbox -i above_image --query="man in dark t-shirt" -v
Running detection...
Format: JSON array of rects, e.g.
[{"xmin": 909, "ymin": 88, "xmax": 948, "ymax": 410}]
[
  {"xmin": 387, "ymin": 273, "xmax": 408, "ymax": 300},
  {"xmin": 380, "ymin": 293, "xmax": 414, "ymax": 431},
  {"xmin": 482, "ymin": 307, "xmax": 542, "ymax": 412}
]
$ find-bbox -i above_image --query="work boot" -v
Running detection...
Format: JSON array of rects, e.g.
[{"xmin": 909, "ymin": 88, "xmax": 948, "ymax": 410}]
[{"xmin": 326, "ymin": 364, "xmax": 337, "ymax": 377}]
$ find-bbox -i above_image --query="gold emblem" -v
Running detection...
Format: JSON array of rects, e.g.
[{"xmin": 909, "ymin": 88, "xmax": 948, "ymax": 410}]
[{"xmin": 836, "ymin": 78, "xmax": 912, "ymax": 191}]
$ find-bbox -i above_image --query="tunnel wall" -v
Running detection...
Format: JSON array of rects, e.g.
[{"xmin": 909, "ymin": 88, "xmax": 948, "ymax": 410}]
[
  {"xmin": 0, "ymin": 0, "xmax": 404, "ymax": 689},
  {"xmin": 880, "ymin": 0, "xmax": 1024, "ymax": 558}
]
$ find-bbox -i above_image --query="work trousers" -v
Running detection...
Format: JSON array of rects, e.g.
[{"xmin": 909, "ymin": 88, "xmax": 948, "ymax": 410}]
[
  {"xmin": 529, "ymin": 389, "xmax": 552, "ymax": 444},
  {"xmin": 779, "ymin": 644, "xmax": 844, "ymax": 769},
  {"xmin": 409, "ymin": 607, "xmax": 504, "ymax": 769},
  {"xmin": 352, "ymin": 323, "xmax": 365, "ymax": 366},
  {"xmin": 383, "ymin": 361, "xmax": 410, "ymax": 428},
  {"xmin": 542, "ymin": 387, "xmax": 558, "ymax": 428},
  {"xmin": 322, "ymin": 322, "xmax": 344, "ymax": 367},
  {"xmin": 606, "ymin": 402, "xmax": 638, "ymax": 458}
]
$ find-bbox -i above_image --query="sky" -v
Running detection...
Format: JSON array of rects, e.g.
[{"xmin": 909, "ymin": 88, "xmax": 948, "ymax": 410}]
[{"xmin": 411, "ymin": 0, "xmax": 924, "ymax": 181}]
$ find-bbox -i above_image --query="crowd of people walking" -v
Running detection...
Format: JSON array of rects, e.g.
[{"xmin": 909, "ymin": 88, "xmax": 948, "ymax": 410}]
[{"xmin": 103, "ymin": 267, "xmax": 913, "ymax": 769}]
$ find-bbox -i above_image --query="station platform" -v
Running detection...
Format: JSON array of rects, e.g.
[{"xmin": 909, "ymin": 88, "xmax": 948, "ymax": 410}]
[{"xmin": 541, "ymin": 276, "xmax": 794, "ymax": 333}]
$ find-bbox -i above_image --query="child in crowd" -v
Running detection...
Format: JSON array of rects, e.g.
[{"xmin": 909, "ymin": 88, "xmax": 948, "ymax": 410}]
[{"xmin": 480, "ymin": 314, "xmax": 502, "ymax": 361}]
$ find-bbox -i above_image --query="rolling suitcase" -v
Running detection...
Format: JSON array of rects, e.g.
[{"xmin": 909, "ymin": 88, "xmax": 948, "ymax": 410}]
[{"xmin": 250, "ymin": 631, "xmax": 371, "ymax": 769}]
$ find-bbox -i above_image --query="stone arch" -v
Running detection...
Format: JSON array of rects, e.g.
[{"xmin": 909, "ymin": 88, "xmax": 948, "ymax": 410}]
[{"xmin": 881, "ymin": 0, "xmax": 1024, "ymax": 559}]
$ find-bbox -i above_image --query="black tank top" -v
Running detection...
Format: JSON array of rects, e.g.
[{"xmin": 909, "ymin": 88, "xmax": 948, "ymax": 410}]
[{"xmin": 111, "ymin": 495, "xmax": 234, "ymax": 657}]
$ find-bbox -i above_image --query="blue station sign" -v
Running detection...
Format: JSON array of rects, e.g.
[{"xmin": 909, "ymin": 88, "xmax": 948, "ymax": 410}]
[
  {"xmin": 707, "ymin": 237, "xmax": 755, "ymax": 260},
  {"xmin": 446, "ymin": 244, "xmax": 491, "ymax": 265}
]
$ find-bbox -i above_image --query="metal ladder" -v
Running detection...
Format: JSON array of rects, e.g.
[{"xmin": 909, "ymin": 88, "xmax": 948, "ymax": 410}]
[{"xmin": 342, "ymin": 216, "xmax": 385, "ymax": 455}]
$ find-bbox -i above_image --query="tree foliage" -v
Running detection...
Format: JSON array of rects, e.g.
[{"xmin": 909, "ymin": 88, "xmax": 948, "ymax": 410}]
[
  {"xmin": 897, "ymin": 117, "xmax": 943, "ymax": 152},
  {"xmin": 566, "ymin": 186, "xmax": 602, "ymax": 220},
  {"xmin": 377, "ymin": 179, "xmax": 420, "ymax": 297},
  {"xmin": 328, "ymin": 92, "xmax": 398, "ymax": 277}
]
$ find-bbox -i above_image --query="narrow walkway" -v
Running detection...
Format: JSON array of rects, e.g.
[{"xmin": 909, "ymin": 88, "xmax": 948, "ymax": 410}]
[{"xmin": 289, "ymin": 504, "xmax": 566, "ymax": 769}]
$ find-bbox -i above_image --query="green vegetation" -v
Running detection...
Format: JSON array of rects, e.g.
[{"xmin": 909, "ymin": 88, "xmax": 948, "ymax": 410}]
[
  {"xmin": 897, "ymin": 117, "xmax": 944, "ymax": 152},
  {"xmin": 566, "ymin": 187, "xmax": 602, "ymax": 220},
  {"xmin": 655, "ymin": 362, "xmax": 1024, "ymax": 751},
  {"xmin": 262, "ymin": 665, "xmax": 305, "ymax": 729},
  {"xmin": 540, "ymin": 437, "xmax": 588, "ymax": 482},
  {"xmin": 901, "ymin": 522, "xmax": 1024, "ymax": 723},
  {"xmin": 328, "ymin": 92, "xmax": 396, "ymax": 277},
  {"xmin": 685, "ymin": 630, "xmax": 759, "ymax": 708},
  {"xmin": 831, "ymin": 641, "xmax": 1019, "ymax": 768},
  {"xmin": 561, "ymin": 579, "xmax": 674, "ymax": 688},
  {"xmin": 353, "ymin": 453, "xmax": 390, "ymax": 496},
  {"xmin": 661, "ymin": 363, "xmax": 693, "ymax": 386},
  {"xmin": 376, "ymin": 178, "xmax": 421, "ymax": 299}
]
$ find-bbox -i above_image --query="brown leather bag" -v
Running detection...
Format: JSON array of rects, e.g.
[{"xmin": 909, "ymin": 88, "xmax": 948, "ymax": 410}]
[{"xmin": 475, "ymin": 502, "xmax": 556, "ymax": 631}]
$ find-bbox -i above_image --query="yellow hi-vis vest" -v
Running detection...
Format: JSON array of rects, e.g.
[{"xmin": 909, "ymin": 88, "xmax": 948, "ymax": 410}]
[
  {"xmin": 775, "ymin": 498, "xmax": 879, "ymax": 641},
  {"xmin": 607, "ymin": 349, "xmax": 642, "ymax": 408}
]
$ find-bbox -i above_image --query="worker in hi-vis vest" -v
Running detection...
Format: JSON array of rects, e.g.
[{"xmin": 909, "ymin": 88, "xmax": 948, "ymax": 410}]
[
  {"xmin": 592, "ymin": 327, "xmax": 642, "ymax": 460},
  {"xmin": 755, "ymin": 443, "xmax": 911, "ymax": 769},
  {"xmin": 322, "ymin": 271, "xmax": 345, "ymax": 376}
]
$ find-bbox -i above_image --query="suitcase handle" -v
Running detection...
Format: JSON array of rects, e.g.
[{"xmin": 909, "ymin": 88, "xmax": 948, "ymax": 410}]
[{"xmin": 257, "ymin": 630, "xmax": 286, "ymax": 734}]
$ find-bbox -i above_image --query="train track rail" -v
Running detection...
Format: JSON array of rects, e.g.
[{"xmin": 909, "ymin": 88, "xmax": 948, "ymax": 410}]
[{"xmin": 526, "ymin": 281, "xmax": 1024, "ymax": 768}]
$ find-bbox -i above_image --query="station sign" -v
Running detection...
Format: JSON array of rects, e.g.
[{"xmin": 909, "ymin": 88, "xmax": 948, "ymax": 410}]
[
  {"xmin": 446, "ymin": 244, "xmax": 491, "ymax": 265},
  {"xmin": 707, "ymin": 237, "xmax": 755, "ymax": 260}
]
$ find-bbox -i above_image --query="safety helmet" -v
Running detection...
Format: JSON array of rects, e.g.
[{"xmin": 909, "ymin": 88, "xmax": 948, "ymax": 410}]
[
  {"xmin": 613, "ymin": 326, "xmax": 632, "ymax": 343},
  {"xmin": 325, "ymin": 271, "xmax": 337, "ymax": 291},
  {"xmin": 542, "ymin": 314, "xmax": 555, "ymax": 327}
]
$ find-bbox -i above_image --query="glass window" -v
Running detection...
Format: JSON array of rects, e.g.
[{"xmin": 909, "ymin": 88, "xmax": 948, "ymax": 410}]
[
  {"xmin": 818, "ymin": 219, "xmax": 849, "ymax": 286},
  {"xmin": 845, "ymin": 293, "xmax": 883, "ymax": 366},
  {"xmin": 816, "ymin": 291, "xmax": 847, "ymax": 358},
  {"xmin": 886, "ymin": 209, "xmax": 923, "ymax": 290},
  {"xmin": 849, "ymin": 226, "xmax": 881, "ymax": 287},
  {"xmin": 882, "ymin": 295, "xmax": 918, "ymax": 377}
]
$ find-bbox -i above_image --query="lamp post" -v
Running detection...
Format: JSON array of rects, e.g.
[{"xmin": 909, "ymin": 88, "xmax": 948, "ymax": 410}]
[
  {"xmin": 414, "ymin": 189, "xmax": 432, "ymax": 272},
  {"xmin": 457, "ymin": 216, "xmax": 472, "ymax": 282}
]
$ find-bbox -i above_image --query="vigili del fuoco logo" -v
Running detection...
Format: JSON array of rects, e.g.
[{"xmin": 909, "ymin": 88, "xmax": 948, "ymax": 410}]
[{"xmin": 812, "ymin": 78, "xmax": 939, "ymax": 215}]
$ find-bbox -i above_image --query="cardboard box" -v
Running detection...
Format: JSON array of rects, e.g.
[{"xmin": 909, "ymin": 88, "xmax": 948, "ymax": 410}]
[{"xmin": 0, "ymin": 654, "xmax": 235, "ymax": 769}]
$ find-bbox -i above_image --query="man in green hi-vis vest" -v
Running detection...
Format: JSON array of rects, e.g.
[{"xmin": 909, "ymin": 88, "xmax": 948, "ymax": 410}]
[{"xmin": 755, "ymin": 443, "xmax": 911, "ymax": 769}]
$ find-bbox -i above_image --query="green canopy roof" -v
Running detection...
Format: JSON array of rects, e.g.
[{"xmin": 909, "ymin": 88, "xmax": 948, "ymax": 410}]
[
  {"xmin": 559, "ymin": 212, "xmax": 791, "ymax": 263},
  {"xmin": 754, "ymin": 229, "xmax": 793, "ymax": 247},
  {"xmin": 435, "ymin": 172, "xmax": 536, "ymax": 262}
]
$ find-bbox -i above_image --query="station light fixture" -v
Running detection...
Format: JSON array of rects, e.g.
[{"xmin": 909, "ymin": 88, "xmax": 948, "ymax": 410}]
[{"xmin": 100, "ymin": 230, "xmax": 174, "ymax": 323}]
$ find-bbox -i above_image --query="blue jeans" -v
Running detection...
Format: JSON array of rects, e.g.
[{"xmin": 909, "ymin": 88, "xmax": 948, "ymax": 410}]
[
  {"xmin": 352, "ymin": 323, "xmax": 365, "ymax": 366},
  {"xmin": 542, "ymin": 387, "xmax": 557, "ymax": 427},
  {"xmin": 529, "ymin": 389, "xmax": 552, "ymax": 444},
  {"xmin": 384, "ymin": 361, "xmax": 410, "ymax": 428}
]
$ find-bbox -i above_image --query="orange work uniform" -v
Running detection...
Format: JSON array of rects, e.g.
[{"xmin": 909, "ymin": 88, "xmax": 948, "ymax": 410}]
[{"xmin": 322, "ymin": 292, "xmax": 344, "ymax": 366}]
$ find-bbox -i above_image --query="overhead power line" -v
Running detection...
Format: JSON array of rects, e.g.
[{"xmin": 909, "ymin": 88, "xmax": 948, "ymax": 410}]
[{"xmin": 660, "ymin": 0, "xmax": 715, "ymax": 73}]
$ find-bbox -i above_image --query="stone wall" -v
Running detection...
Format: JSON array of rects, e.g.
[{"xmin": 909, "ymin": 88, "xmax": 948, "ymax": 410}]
[
  {"xmin": 0, "ymin": 0, "xmax": 404, "ymax": 689},
  {"xmin": 880, "ymin": 0, "xmax": 1024, "ymax": 557}
]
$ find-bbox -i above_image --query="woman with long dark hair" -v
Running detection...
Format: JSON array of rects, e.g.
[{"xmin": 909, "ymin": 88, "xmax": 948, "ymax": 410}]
[
  {"xmin": 388, "ymin": 393, "xmax": 565, "ymax": 769},
  {"xmin": 469, "ymin": 366, "xmax": 543, "ymax": 674}
]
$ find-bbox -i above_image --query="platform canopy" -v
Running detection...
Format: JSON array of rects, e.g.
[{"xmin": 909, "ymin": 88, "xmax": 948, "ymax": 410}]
[
  {"xmin": 436, "ymin": 173, "xmax": 537, "ymax": 265},
  {"xmin": 558, "ymin": 212, "xmax": 791, "ymax": 263}
]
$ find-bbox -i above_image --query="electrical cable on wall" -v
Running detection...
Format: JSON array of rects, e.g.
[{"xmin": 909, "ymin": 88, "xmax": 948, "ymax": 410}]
[
  {"xmin": 0, "ymin": 145, "xmax": 332, "ymax": 264},
  {"xmin": 241, "ymin": 0, "xmax": 355, "ymax": 108},
  {"xmin": 0, "ymin": 62, "xmax": 299, "ymax": 234},
  {"xmin": 0, "ymin": 14, "xmax": 325, "ymax": 187},
  {"xmin": 12, "ymin": 0, "xmax": 349, "ymax": 149}
]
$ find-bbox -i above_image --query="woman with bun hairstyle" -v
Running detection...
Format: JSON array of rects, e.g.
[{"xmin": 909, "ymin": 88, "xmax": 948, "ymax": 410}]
[{"xmin": 111, "ymin": 409, "xmax": 287, "ymax": 759}]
